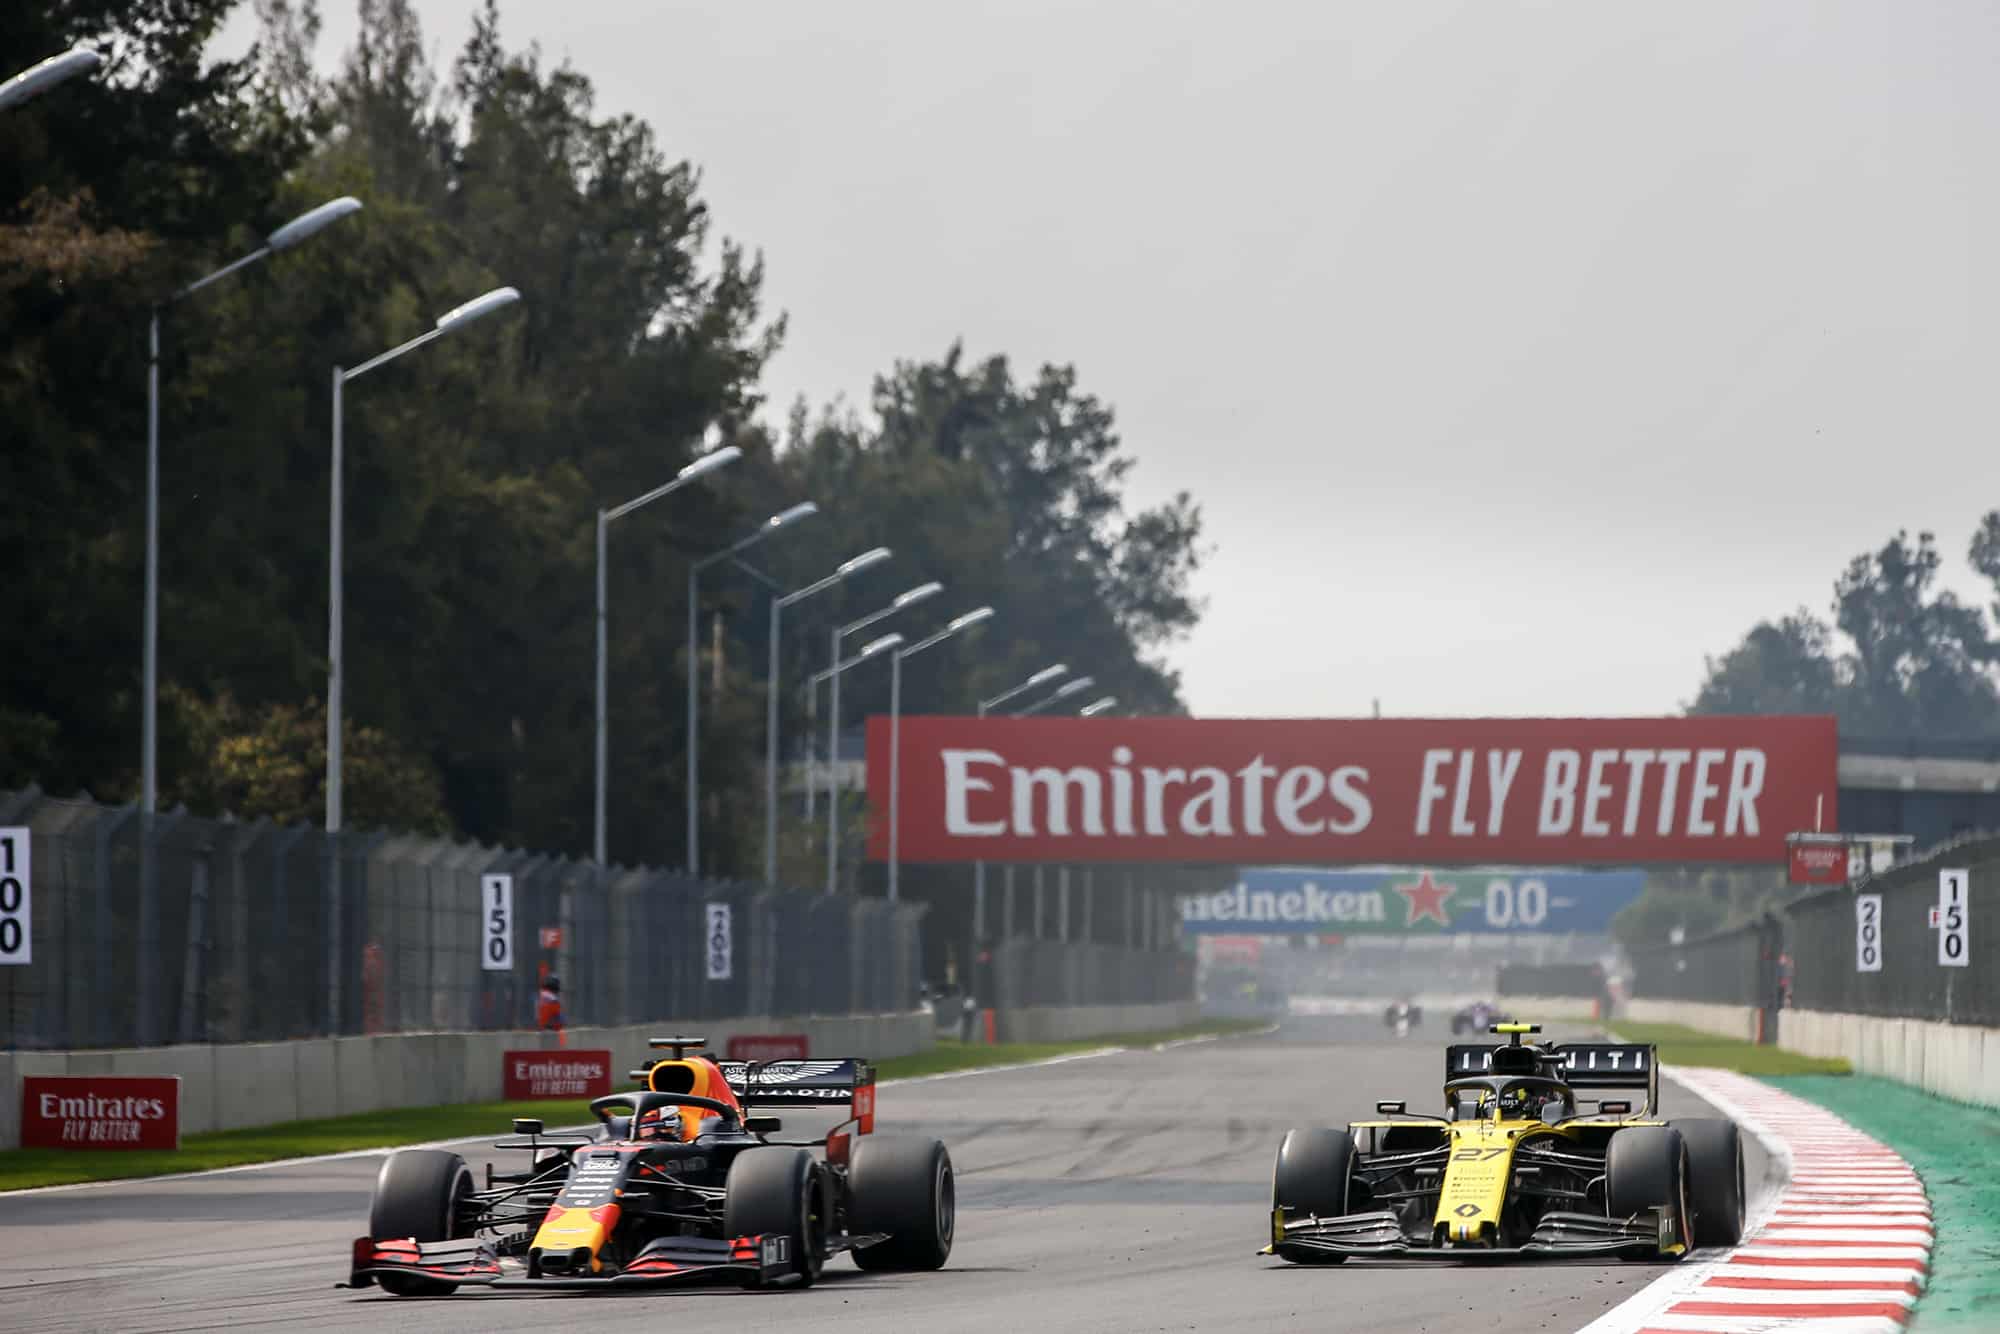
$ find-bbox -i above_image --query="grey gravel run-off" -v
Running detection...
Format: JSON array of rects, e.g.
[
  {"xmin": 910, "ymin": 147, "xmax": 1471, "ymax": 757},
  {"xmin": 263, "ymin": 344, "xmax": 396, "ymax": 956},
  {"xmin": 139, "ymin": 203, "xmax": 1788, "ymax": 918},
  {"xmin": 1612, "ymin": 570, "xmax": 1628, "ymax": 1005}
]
[{"xmin": 0, "ymin": 1017, "xmax": 1768, "ymax": 1334}]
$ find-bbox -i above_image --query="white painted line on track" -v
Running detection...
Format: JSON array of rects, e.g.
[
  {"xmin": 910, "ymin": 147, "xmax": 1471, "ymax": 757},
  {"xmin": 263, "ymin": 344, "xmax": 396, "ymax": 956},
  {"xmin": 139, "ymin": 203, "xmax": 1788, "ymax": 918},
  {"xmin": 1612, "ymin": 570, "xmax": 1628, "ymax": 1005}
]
[
  {"xmin": 6, "ymin": 1031, "xmax": 1247, "ymax": 1197},
  {"xmin": 1150, "ymin": 1021, "xmax": 1280, "ymax": 1051}
]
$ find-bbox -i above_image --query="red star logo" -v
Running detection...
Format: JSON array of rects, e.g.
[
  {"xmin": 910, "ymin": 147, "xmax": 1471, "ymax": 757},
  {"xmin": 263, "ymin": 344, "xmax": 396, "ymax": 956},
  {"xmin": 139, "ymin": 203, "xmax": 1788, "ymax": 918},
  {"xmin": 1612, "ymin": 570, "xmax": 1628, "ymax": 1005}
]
[{"xmin": 1393, "ymin": 871, "xmax": 1455, "ymax": 928}]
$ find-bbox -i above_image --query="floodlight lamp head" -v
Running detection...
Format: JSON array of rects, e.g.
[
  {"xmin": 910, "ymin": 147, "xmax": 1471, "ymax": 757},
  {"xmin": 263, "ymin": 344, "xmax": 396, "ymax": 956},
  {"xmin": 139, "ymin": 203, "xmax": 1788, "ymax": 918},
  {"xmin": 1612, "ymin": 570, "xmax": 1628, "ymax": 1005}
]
[
  {"xmin": 837, "ymin": 546, "xmax": 891, "ymax": 578},
  {"xmin": 676, "ymin": 445, "xmax": 742, "ymax": 482},
  {"xmin": 948, "ymin": 606, "xmax": 995, "ymax": 633},
  {"xmin": 435, "ymin": 285, "xmax": 521, "ymax": 331},
  {"xmin": 768, "ymin": 501, "xmax": 817, "ymax": 530},
  {"xmin": 267, "ymin": 196, "xmax": 362, "ymax": 251}
]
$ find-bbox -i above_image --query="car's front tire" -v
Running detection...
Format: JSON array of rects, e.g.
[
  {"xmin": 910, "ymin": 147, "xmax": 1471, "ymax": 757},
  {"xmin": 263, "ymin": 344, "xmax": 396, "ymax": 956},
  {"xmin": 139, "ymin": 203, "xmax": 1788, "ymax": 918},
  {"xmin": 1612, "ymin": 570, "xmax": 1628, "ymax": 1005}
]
[
  {"xmin": 1670, "ymin": 1118, "xmax": 1746, "ymax": 1247},
  {"xmin": 848, "ymin": 1136, "xmax": 955, "ymax": 1271},
  {"xmin": 724, "ymin": 1147, "xmax": 827, "ymax": 1288},
  {"xmin": 1272, "ymin": 1128, "xmax": 1353, "ymax": 1264},
  {"xmin": 368, "ymin": 1149, "xmax": 473, "ymax": 1295},
  {"xmin": 1606, "ymin": 1126, "xmax": 1690, "ymax": 1259}
]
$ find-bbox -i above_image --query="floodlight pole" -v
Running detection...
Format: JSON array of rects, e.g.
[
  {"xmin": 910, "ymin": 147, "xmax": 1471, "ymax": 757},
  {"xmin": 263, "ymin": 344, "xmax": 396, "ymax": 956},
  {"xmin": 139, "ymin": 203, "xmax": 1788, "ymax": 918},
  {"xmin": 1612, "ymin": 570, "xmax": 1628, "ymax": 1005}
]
[
  {"xmin": 594, "ymin": 448, "xmax": 743, "ymax": 875},
  {"xmin": 325, "ymin": 285, "xmax": 520, "ymax": 1035},
  {"xmin": 886, "ymin": 609, "xmax": 994, "ymax": 902},
  {"xmin": 821, "ymin": 582, "xmax": 942, "ymax": 893},
  {"xmin": 685, "ymin": 503, "xmax": 818, "ymax": 874},
  {"xmin": 970, "ymin": 664, "xmax": 1071, "ymax": 940}
]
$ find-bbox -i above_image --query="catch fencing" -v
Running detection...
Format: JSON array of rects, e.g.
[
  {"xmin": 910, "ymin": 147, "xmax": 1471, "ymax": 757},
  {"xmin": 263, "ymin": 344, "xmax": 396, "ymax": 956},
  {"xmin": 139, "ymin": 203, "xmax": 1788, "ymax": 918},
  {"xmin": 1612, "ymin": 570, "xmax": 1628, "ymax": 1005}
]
[
  {"xmin": 1496, "ymin": 962, "xmax": 1614, "ymax": 1000},
  {"xmin": 987, "ymin": 936, "xmax": 1196, "ymax": 1013},
  {"xmin": 1625, "ymin": 831, "xmax": 1999, "ymax": 1030},
  {"xmin": 1783, "ymin": 832, "xmax": 2000, "ymax": 1026},
  {"xmin": 0, "ymin": 789, "xmax": 924, "ymax": 1050},
  {"xmin": 1625, "ymin": 919, "xmax": 1781, "ymax": 1009}
]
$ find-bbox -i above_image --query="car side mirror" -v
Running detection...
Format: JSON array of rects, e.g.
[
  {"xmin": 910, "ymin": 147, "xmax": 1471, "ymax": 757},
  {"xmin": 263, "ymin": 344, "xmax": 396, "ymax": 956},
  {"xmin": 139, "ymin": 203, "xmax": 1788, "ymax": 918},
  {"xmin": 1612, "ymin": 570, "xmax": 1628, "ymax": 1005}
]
[
  {"xmin": 1375, "ymin": 1100, "xmax": 1406, "ymax": 1116},
  {"xmin": 1597, "ymin": 1100, "xmax": 1631, "ymax": 1117},
  {"xmin": 512, "ymin": 1118, "xmax": 544, "ymax": 1135},
  {"xmin": 745, "ymin": 1115, "xmax": 783, "ymax": 1134}
]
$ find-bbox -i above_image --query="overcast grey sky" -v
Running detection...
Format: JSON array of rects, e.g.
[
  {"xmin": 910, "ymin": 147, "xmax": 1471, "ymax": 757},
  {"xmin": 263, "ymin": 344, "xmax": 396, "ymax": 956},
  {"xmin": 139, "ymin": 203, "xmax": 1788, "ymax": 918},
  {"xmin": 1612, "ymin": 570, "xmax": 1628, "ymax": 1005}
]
[{"xmin": 219, "ymin": 1, "xmax": 1999, "ymax": 719}]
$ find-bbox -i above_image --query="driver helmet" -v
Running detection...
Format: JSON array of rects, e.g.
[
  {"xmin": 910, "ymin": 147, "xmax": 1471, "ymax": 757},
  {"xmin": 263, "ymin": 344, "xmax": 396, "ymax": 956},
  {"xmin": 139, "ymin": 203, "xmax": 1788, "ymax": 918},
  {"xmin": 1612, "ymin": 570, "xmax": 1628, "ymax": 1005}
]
[{"xmin": 634, "ymin": 1107, "xmax": 683, "ymax": 1140}]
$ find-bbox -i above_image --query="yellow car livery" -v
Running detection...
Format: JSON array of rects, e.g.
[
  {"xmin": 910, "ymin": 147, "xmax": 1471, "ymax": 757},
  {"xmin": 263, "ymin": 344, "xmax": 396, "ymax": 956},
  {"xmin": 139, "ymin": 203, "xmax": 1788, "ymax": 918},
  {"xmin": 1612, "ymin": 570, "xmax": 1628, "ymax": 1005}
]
[{"xmin": 1265, "ymin": 1023, "xmax": 1745, "ymax": 1263}]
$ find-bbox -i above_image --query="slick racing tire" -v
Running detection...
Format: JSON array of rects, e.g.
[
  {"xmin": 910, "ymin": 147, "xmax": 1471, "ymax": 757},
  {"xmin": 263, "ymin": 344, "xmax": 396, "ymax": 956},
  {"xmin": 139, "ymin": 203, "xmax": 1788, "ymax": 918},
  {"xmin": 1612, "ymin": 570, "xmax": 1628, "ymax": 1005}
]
[
  {"xmin": 848, "ymin": 1136, "xmax": 955, "ymax": 1271},
  {"xmin": 724, "ymin": 1147, "xmax": 828, "ymax": 1288},
  {"xmin": 1606, "ymin": 1126, "xmax": 1691, "ymax": 1260},
  {"xmin": 1272, "ymin": 1128, "xmax": 1353, "ymax": 1265},
  {"xmin": 1669, "ymin": 1118, "xmax": 1747, "ymax": 1247},
  {"xmin": 369, "ymin": 1149, "xmax": 474, "ymax": 1296}
]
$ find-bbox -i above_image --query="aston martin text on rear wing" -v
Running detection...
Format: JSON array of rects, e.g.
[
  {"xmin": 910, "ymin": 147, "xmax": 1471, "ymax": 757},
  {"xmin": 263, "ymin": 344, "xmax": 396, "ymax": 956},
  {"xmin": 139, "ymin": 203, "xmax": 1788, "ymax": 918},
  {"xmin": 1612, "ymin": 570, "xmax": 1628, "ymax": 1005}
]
[
  {"xmin": 1444, "ymin": 1043, "xmax": 1659, "ymax": 1109},
  {"xmin": 716, "ymin": 1058, "xmax": 874, "ymax": 1103}
]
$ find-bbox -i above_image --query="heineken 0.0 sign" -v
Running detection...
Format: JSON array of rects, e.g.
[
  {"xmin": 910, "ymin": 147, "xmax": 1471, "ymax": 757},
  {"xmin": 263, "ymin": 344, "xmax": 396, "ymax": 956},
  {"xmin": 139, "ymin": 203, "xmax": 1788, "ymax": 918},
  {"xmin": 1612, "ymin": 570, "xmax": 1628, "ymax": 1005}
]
[{"xmin": 1178, "ymin": 867, "xmax": 1645, "ymax": 935}]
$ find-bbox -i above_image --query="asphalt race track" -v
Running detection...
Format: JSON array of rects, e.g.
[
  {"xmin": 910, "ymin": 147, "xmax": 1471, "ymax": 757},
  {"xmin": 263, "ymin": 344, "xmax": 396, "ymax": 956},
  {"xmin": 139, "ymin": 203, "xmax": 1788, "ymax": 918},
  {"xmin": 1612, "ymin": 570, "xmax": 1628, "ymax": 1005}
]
[{"xmin": 0, "ymin": 1018, "xmax": 1772, "ymax": 1334}]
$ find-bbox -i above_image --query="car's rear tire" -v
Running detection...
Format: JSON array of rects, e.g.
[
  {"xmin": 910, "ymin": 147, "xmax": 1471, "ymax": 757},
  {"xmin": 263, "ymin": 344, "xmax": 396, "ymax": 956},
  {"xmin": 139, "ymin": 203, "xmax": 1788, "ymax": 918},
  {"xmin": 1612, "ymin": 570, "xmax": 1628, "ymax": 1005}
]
[
  {"xmin": 1272, "ymin": 1128, "xmax": 1353, "ymax": 1265},
  {"xmin": 368, "ymin": 1149, "xmax": 473, "ymax": 1296},
  {"xmin": 848, "ymin": 1137, "xmax": 955, "ymax": 1271},
  {"xmin": 1606, "ymin": 1126, "xmax": 1690, "ymax": 1259},
  {"xmin": 724, "ymin": 1146, "xmax": 827, "ymax": 1288},
  {"xmin": 1670, "ymin": 1118, "xmax": 1746, "ymax": 1247}
]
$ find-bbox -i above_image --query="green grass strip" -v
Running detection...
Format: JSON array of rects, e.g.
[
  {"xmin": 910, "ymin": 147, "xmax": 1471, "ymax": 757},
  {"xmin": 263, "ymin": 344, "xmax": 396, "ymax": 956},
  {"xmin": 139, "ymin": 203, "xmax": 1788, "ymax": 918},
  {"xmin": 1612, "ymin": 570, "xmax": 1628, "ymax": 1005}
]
[
  {"xmin": 1765, "ymin": 1074, "xmax": 2000, "ymax": 1331},
  {"xmin": 1608, "ymin": 1020, "xmax": 1852, "ymax": 1076},
  {"xmin": 0, "ymin": 1017, "xmax": 1269, "ymax": 1192}
]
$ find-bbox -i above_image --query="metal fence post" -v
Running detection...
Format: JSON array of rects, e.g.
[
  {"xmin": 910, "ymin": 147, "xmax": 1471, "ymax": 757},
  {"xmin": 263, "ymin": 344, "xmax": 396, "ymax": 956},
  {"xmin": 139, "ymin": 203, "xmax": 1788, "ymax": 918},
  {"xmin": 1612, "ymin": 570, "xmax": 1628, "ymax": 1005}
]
[
  {"xmin": 135, "ymin": 807, "xmax": 184, "ymax": 1046},
  {"xmin": 175, "ymin": 831, "xmax": 214, "ymax": 1044}
]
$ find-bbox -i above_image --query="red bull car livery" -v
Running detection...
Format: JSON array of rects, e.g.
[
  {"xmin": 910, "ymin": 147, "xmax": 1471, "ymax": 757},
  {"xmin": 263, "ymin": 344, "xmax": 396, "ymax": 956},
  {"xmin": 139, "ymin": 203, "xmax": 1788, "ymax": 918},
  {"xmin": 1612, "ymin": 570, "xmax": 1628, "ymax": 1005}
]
[{"xmin": 344, "ymin": 1036, "xmax": 953, "ymax": 1294}]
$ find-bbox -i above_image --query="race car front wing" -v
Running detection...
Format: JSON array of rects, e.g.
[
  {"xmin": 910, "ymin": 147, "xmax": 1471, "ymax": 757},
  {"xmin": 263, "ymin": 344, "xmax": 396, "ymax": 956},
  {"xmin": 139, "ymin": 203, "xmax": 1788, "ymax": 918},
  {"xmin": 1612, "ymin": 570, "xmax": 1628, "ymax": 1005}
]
[
  {"xmin": 345, "ymin": 1230, "xmax": 885, "ymax": 1291},
  {"xmin": 1265, "ymin": 1206, "xmax": 1681, "ymax": 1263}
]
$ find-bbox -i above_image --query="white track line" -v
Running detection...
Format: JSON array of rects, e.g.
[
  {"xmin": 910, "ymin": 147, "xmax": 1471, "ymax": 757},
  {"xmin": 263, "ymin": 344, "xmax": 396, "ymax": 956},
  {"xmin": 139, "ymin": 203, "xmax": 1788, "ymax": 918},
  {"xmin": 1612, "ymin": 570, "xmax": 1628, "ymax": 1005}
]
[{"xmin": 6, "ymin": 1031, "xmax": 1263, "ymax": 1197}]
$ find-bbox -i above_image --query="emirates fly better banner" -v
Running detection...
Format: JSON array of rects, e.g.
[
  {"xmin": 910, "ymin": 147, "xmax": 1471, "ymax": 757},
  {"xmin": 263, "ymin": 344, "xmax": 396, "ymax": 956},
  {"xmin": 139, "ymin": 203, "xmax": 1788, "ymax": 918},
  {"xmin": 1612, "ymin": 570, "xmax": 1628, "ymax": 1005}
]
[{"xmin": 864, "ymin": 715, "xmax": 1837, "ymax": 865}]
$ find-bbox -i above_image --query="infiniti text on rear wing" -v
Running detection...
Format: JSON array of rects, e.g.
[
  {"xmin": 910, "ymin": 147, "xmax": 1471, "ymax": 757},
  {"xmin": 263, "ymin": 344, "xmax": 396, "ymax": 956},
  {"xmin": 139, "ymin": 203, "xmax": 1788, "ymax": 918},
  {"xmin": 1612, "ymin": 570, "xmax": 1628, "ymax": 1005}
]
[{"xmin": 1445, "ymin": 1043, "xmax": 1658, "ymax": 1114}]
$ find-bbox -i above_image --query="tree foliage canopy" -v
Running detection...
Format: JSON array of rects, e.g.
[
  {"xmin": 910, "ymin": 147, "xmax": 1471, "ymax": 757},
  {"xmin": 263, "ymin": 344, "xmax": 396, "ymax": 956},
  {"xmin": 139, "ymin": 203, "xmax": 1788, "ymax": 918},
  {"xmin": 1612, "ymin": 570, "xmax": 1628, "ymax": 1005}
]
[
  {"xmin": 2, "ymin": 1, "xmax": 1208, "ymax": 881},
  {"xmin": 1689, "ymin": 523, "xmax": 2000, "ymax": 739}
]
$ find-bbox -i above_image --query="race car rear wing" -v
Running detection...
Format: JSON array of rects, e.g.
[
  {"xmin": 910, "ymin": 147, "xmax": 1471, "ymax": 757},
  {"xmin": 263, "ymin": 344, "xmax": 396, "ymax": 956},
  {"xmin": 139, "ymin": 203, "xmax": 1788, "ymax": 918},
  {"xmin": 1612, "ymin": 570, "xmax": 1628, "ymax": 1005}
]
[
  {"xmin": 717, "ymin": 1059, "xmax": 876, "ymax": 1110},
  {"xmin": 718, "ymin": 1057, "xmax": 879, "ymax": 1152},
  {"xmin": 1445, "ymin": 1042, "xmax": 1658, "ymax": 1114},
  {"xmin": 625, "ymin": 1038, "xmax": 879, "ymax": 1141}
]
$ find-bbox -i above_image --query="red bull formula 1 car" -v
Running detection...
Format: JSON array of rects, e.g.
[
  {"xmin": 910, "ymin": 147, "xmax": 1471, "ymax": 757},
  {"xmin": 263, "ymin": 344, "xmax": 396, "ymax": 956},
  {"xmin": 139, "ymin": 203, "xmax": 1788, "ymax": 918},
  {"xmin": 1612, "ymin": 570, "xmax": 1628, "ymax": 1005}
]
[
  {"xmin": 1265, "ymin": 1023, "xmax": 1745, "ymax": 1264},
  {"xmin": 344, "ymin": 1036, "xmax": 953, "ymax": 1294}
]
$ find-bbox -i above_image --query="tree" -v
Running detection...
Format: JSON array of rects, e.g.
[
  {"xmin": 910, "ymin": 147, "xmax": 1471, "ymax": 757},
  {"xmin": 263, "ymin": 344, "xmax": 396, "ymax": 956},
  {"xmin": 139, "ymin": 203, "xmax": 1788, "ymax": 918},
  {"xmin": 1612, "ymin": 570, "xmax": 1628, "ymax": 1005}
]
[
  {"xmin": 1833, "ymin": 531, "xmax": 1999, "ymax": 735},
  {"xmin": 1689, "ymin": 526, "xmax": 2000, "ymax": 739},
  {"xmin": 1, "ymin": 3, "xmax": 1213, "ymax": 902},
  {"xmin": 1688, "ymin": 611, "xmax": 1840, "ymax": 716},
  {"xmin": 1971, "ymin": 510, "xmax": 2000, "ymax": 625},
  {"xmin": 0, "ymin": 0, "xmax": 311, "ymax": 801},
  {"xmin": 170, "ymin": 687, "xmax": 448, "ymax": 831},
  {"xmin": 778, "ymin": 344, "xmax": 1207, "ymax": 727}
]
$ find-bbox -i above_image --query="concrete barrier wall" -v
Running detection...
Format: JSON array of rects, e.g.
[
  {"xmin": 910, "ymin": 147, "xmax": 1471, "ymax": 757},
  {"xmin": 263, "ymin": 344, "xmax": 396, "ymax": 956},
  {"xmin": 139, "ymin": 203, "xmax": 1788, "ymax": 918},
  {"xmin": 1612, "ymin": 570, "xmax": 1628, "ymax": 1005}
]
[
  {"xmin": 0, "ymin": 1010, "xmax": 935, "ymax": 1149},
  {"xmin": 1622, "ymin": 999, "xmax": 1762, "ymax": 1042},
  {"xmin": 993, "ymin": 1000, "xmax": 1200, "ymax": 1044},
  {"xmin": 1777, "ymin": 1008, "xmax": 2000, "ymax": 1110}
]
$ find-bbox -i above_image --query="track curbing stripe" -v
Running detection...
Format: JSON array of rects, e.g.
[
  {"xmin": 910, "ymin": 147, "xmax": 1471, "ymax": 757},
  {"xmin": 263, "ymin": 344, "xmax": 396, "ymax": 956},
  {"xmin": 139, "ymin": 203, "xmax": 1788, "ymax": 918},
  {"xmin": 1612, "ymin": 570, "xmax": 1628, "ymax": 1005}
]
[{"xmin": 1573, "ymin": 1066, "xmax": 1934, "ymax": 1334}]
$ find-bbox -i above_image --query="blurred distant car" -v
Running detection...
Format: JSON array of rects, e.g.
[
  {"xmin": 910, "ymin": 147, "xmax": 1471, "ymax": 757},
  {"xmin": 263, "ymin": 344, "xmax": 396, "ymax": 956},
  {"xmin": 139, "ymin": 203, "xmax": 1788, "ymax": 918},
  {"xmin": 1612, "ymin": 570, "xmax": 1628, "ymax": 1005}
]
[
  {"xmin": 1382, "ymin": 1000, "xmax": 1421, "ymax": 1036},
  {"xmin": 1451, "ymin": 1000, "xmax": 1503, "ymax": 1035}
]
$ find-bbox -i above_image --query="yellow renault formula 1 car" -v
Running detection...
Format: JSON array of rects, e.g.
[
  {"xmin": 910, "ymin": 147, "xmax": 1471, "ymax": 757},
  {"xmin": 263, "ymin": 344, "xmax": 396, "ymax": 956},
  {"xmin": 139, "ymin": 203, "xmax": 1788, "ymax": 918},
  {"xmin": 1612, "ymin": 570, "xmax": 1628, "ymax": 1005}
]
[{"xmin": 1265, "ymin": 1023, "xmax": 1744, "ymax": 1264}]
